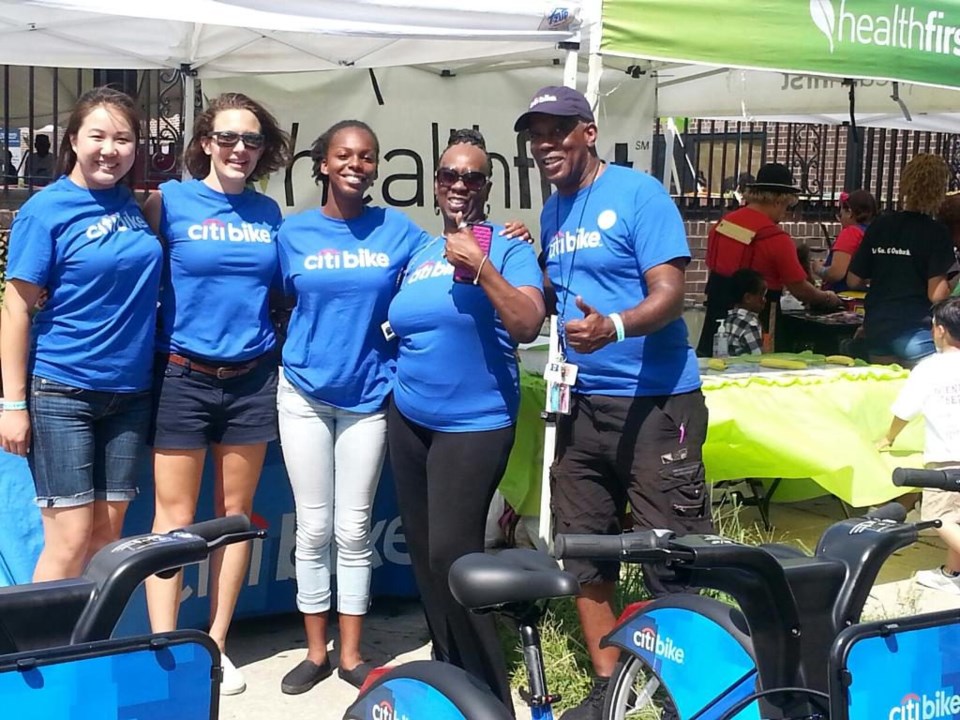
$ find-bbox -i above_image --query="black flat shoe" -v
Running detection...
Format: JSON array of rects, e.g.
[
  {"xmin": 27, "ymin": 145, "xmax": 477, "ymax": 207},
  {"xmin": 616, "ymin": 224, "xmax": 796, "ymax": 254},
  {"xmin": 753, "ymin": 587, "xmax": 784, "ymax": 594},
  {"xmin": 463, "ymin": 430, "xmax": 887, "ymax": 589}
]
[
  {"xmin": 281, "ymin": 657, "xmax": 332, "ymax": 695},
  {"xmin": 338, "ymin": 661, "xmax": 373, "ymax": 689}
]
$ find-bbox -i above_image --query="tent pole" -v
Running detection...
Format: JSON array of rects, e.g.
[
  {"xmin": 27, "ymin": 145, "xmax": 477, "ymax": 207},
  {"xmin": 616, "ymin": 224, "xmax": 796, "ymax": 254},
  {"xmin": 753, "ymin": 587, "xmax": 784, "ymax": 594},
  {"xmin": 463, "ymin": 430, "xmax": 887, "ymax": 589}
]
[
  {"xmin": 584, "ymin": 0, "xmax": 602, "ymax": 109},
  {"xmin": 543, "ymin": 38, "xmax": 579, "ymax": 550},
  {"xmin": 560, "ymin": 37, "xmax": 579, "ymax": 89},
  {"xmin": 537, "ymin": 316, "xmax": 560, "ymax": 550},
  {"xmin": 182, "ymin": 65, "xmax": 196, "ymax": 180}
]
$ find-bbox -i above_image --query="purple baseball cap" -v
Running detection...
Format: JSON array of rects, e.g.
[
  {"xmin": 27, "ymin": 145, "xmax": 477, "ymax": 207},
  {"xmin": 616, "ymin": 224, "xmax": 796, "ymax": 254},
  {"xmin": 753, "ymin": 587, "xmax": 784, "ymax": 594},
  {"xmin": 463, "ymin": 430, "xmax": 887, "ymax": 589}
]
[{"xmin": 514, "ymin": 85, "xmax": 595, "ymax": 132}]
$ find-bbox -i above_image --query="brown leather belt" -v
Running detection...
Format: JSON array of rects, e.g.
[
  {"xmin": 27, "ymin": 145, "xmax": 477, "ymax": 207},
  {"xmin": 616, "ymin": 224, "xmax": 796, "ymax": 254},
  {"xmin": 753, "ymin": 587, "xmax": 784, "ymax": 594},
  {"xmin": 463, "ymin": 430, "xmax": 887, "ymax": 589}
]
[{"xmin": 166, "ymin": 352, "xmax": 264, "ymax": 380}]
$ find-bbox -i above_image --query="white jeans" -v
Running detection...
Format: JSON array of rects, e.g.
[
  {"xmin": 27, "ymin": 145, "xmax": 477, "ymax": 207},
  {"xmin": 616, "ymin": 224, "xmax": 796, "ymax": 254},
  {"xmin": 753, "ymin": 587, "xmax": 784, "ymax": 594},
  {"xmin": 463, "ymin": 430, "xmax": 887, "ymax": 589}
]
[{"xmin": 277, "ymin": 371, "xmax": 387, "ymax": 615}]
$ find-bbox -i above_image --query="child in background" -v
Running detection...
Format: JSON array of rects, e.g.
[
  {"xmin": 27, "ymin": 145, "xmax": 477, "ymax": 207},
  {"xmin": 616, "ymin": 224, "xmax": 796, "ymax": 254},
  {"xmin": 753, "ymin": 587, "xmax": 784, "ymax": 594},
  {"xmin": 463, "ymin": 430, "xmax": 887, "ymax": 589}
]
[
  {"xmin": 879, "ymin": 297, "xmax": 960, "ymax": 594},
  {"xmin": 722, "ymin": 269, "xmax": 767, "ymax": 356}
]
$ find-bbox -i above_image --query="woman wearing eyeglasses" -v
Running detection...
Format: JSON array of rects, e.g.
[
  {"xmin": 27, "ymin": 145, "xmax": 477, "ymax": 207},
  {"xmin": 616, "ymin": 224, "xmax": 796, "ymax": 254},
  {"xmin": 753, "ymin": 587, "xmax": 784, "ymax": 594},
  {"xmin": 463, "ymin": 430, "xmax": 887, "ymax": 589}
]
[
  {"xmin": 142, "ymin": 92, "xmax": 290, "ymax": 696},
  {"xmin": 386, "ymin": 128, "xmax": 545, "ymax": 710}
]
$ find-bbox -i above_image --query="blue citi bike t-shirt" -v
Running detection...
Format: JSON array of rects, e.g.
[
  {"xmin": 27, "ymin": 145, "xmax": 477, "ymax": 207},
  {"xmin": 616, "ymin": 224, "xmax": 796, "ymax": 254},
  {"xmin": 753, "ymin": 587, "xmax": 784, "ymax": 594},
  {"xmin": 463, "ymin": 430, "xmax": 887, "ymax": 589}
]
[
  {"xmin": 389, "ymin": 227, "xmax": 543, "ymax": 432},
  {"xmin": 6, "ymin": 176, "xmax": 163, "ymax": 392},
  {"xmin": 155, "ymin": 179, "xmax": 283, "ymax": 363},
  {"xmin": 278, "ymin": 206, "xmax": 430, "ymax": 413},
  {"xmin": 541, "ymin": 164, "xmax": 700, "ymax": 397}
]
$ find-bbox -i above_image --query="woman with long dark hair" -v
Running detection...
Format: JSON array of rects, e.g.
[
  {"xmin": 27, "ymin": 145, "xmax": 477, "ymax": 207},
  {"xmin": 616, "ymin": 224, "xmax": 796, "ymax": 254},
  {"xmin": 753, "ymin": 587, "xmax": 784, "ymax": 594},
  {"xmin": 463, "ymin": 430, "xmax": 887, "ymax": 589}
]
[{"xmin": 0, "ymin": 87, "xmax": 162, "ymax": 581}]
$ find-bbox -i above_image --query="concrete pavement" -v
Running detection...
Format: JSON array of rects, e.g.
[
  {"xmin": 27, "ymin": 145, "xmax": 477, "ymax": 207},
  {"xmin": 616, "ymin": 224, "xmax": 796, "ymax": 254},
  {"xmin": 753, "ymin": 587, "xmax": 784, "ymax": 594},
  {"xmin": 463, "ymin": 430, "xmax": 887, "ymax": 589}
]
[{"xmin": 219, "ymin": 598, "xmax": 432, "ymax": 720}]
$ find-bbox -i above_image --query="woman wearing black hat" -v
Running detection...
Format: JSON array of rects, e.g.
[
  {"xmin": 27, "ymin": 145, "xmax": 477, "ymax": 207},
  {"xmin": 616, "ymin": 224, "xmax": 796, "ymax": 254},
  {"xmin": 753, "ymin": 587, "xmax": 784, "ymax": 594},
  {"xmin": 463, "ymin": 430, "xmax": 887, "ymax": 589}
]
[{"xmin": 697, "ymin": 163, "xmax": 842, "ymax": 356}]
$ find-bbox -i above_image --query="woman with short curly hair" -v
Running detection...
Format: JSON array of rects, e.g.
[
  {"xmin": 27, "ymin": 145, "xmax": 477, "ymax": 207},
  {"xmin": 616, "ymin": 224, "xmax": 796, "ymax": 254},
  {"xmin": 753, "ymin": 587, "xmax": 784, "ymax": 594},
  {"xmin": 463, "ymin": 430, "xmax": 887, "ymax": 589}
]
[
  {"xmin": 848, "ymin": 154, "xmax": 955, "ymax": 366},
  {"xmin": 142, "ymin": 92, "xmax": 290, "ymax": 696}
]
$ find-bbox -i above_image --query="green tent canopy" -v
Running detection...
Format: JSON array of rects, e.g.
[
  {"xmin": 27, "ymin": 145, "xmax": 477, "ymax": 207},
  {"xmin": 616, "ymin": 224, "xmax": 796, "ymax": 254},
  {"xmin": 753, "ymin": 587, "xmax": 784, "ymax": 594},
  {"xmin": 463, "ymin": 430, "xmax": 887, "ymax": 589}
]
[{"xmin": 602, "ymin": 0, "xmax": 960, "ymax": 91}]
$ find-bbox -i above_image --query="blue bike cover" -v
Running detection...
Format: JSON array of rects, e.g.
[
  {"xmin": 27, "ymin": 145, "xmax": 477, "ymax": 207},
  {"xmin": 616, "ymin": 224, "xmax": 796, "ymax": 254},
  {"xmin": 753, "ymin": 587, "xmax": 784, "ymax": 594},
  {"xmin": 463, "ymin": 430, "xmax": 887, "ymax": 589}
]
[
  {"xmin": 831, "ymin": 610, "xmax": 960, "ymax": 720},
  {"xmin": 604, "ymin": 598, "xmax": 761, "ymax": 720},
  {"xmin": 0, "ymin": 631, "xmax": 218, "ymax": 719}
]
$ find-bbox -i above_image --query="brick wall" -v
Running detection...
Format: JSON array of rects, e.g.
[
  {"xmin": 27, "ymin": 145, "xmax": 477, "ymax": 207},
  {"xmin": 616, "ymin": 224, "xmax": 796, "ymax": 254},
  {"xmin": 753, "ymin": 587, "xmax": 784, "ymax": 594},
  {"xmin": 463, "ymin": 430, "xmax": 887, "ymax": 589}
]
[{"xmin": 683, "ymin": 217, "xmax": 840, "ymax": 304}]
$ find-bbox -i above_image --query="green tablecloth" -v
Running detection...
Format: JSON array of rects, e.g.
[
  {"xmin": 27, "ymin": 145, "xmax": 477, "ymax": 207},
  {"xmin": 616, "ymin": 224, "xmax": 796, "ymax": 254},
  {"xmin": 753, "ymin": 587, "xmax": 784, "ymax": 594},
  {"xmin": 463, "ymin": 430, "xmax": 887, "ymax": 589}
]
[{"xmin": 500, "ymin": 366, "xmax": 923, "ymax": 515}]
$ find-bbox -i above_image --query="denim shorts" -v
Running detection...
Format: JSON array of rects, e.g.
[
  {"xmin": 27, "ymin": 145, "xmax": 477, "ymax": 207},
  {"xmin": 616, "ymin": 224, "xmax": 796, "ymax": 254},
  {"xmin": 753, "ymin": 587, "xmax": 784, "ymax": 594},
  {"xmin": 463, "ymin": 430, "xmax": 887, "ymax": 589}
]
[
  {"xmin": 150, "ymin": 354, "xmax": 279, "ymax": 449},
  {"xmin": 868, "ymin": 326, "xmax": 936, "ymax": 364},
  {"xmin": 29, "ymin": 376, "xmax": 151, "ymax": 508}
]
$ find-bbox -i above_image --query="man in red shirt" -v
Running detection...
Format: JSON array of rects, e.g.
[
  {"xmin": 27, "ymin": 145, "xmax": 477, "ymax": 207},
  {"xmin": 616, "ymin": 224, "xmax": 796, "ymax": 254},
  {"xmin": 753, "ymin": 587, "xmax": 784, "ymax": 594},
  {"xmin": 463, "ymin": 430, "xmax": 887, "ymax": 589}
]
[{"xmin": 697, "ymin": 163, "xmax": 841, "ymax": 356}]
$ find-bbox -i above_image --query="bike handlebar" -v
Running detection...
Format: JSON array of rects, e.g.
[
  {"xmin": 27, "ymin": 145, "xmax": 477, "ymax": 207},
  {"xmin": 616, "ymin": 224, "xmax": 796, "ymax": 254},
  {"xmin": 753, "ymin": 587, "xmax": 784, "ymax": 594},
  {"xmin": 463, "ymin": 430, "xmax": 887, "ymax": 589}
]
[
  {"xmin": 864, "ymin": 502, "xmax": 907, "ymax": 522},
  {"xmin": 893, "ymin": 467, "xmax": 960, "ymax": 491},
  {"xmin": 175, "ymin": 515, "xmax": 254, "ymax": 544},
  {"xmin": 554, "ymin": 530, "xmax": 675, "ymax": 561},
  {"xmin": 70, "ymin": 515, "xmax": 265, "ymax": 644}
]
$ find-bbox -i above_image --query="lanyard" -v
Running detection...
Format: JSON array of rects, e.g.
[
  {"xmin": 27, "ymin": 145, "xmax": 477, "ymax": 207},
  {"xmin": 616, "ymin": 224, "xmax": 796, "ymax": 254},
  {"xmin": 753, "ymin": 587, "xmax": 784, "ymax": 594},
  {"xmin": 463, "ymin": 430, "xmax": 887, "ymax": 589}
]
[{"xmin": 555, "ymin": 162, "xmax": 601, "ymax": 356}]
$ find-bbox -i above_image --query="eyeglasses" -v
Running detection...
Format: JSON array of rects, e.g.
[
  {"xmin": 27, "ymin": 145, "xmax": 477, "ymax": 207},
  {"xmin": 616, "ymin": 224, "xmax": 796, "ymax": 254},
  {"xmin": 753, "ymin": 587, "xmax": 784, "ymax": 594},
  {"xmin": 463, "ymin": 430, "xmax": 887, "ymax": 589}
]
[
  {"xmin": 436, "ymin": 167, "xmax": 488, "ymax": 192},
  {"xmin": 208, "ymin": 131, "xmax": 265, "ymax": 150}
]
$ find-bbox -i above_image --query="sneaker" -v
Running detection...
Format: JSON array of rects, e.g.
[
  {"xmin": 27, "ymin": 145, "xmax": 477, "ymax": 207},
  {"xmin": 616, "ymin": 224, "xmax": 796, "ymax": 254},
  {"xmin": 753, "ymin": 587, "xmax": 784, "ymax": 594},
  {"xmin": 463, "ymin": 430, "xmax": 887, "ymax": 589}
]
[
  {"xmin": 220, "ymin": 654, "xmax": 246, "ymax": 696},
  {"xmin": 560, "ymin": 677, "xmax": 608, "ymax": 720},
  {"xmin": 916, "ymin": 567, "xmax": 960, "ymax": 595}
]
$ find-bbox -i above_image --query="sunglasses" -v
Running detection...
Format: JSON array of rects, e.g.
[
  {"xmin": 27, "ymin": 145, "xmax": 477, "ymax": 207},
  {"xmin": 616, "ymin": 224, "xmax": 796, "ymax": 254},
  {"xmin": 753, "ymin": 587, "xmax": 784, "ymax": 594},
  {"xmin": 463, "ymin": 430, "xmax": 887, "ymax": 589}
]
[
  {"xmin": 208, "ymin": 131, "xmax": 265, "ymax": 150},
  {"xmin": 436, "ymin": 167, "xmax": 488, "ymax": 192}
]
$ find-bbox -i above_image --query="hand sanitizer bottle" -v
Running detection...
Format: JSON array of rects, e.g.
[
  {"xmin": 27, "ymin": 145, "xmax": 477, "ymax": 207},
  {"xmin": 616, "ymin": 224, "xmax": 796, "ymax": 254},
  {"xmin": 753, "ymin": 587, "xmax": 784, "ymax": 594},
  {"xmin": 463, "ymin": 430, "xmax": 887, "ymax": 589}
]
[{"xmin": 713, "ymin": 319, "xmax": 729, "ymax": 358}]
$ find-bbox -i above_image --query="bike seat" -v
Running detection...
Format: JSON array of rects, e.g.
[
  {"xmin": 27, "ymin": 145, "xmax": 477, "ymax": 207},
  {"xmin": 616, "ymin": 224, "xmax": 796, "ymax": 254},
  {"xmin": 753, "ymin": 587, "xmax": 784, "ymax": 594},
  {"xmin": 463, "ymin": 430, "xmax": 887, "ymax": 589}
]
[{"xmin": 449, "ymin": 549, "xmax": 579, "ymax": 611}]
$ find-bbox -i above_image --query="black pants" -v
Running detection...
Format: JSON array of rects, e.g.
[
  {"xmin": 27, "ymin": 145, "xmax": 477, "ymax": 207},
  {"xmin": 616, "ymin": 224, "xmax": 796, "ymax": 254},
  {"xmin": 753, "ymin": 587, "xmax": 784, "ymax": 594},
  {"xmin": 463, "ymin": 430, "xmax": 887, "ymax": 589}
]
[
  {"xmin": 551, "ymin": 391, "xmax": 713, "ymax": 595},
  {"xmin": 387, "ymin": 398, "xmax": 516, "ymax": 714}
]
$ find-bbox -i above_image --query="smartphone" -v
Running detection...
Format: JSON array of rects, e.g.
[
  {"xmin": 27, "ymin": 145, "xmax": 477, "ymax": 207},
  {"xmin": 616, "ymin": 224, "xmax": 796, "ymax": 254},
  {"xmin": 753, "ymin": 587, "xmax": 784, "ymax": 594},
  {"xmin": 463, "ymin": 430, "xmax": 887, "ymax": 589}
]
[{"xmin": 454, "ymin": 222, "xmax": 494, "ymax": 283}]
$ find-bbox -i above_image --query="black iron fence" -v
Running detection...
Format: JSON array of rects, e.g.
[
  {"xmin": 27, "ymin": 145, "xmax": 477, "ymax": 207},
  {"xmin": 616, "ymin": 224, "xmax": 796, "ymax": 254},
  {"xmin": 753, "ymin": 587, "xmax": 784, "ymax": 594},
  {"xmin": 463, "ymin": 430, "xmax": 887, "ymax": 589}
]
[
  {"xmin": 0, "ymin": 66, "xmax": 187, "ymax": 198},
  {"xmin": 653, "ymin": 118, "xmax": 960, "ymax": 221},
  {"xmin": 2, "ymin": 64, "xmax": 959, "ymax": 223}
]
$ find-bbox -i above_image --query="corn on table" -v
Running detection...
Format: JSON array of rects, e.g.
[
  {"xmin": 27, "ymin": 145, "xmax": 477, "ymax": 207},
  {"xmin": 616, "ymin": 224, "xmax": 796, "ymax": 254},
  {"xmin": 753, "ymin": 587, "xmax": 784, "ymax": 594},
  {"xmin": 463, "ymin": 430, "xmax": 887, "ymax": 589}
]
[{"xmin": 499, "ymin": 364, "xmax": 924, "ymax": 516}]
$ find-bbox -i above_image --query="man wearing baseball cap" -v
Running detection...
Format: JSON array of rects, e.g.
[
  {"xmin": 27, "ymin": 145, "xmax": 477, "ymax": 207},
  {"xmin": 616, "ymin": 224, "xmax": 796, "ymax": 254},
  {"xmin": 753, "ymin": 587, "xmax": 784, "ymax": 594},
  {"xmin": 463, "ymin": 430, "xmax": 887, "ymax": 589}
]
[{"xmin": 517, "ymin": 86, "xmax": 710, "ymax": 720}]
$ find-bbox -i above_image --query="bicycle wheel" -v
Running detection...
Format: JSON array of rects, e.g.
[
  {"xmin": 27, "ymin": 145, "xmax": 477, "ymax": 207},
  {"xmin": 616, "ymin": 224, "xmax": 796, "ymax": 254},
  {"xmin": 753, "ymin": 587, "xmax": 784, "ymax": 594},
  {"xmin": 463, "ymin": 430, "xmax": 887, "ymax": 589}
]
[{"xmin": 603, "ymin": 653, "xmax": 678, "ymax": 720}]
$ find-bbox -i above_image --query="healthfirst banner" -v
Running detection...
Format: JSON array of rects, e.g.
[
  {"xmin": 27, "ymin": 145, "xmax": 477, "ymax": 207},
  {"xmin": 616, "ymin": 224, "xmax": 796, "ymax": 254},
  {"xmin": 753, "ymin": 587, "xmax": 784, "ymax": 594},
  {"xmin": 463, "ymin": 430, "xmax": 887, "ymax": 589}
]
[
  {"xmin": 603, "ymin": 0, "xmax": 960, "ymax": 91},
  {"xmin": 203, "ymin": 64, "xmax": 655, "ymax": 230}
]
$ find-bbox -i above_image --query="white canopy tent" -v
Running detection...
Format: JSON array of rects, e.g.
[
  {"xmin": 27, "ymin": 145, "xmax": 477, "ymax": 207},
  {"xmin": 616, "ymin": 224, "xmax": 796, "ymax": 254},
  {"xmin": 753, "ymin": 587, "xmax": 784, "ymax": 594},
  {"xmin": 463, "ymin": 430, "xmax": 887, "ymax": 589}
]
[
  {"xmin": 2, "ymin": 0, "xmax": 581, "ymax": 72},
  {"xmin": 1, "ymin": 0, "xmax": 584, "ymax": 135}
]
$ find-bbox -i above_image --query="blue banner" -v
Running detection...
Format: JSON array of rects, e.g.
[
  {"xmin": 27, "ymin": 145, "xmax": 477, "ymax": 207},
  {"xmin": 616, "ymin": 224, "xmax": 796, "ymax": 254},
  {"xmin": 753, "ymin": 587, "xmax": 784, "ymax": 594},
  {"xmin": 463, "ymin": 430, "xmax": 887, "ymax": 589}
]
[
  {"xmin": 844, "ymin": 620, "xmax": 960, "ymax": 719},
  {"xmin": 0, "ymin": 442, "xmax": 417, "ymax": 635}
]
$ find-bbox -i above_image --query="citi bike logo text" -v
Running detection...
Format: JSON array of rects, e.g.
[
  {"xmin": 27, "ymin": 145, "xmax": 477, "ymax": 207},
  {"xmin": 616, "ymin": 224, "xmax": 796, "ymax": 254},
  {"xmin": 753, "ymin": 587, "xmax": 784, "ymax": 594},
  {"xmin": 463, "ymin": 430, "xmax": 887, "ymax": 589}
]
[
  {"xmin": 633, "ymin": 626, "xmax": 685, "ymax": 664},
  {"xmin": 546, "ymin": 227, "xmax": 602, "ymax": 260},
  {"xmin": 889, "ymin": 690, "xmax": 960, "ymax": 719},
  {"xmin": 405, "ymin": 259, "xmax": 454, "ymax": 284},
  {"xmin": 811, "ymin": 0, "xmax": 960, "ymax": 56},
  {"xmin": 303, "ymin": 248, "xmax": 390, "ymax": 271},
  {"xmin": 85, "ymin": 211, "xmax": 149, "ymax": 240},
  {"xmin": 187, "ymin": 218, "xmax": 271, "ymax": 243},
  {"xmin": 372, "ymin": 700, "xmax": 408, "ymax": 720}
]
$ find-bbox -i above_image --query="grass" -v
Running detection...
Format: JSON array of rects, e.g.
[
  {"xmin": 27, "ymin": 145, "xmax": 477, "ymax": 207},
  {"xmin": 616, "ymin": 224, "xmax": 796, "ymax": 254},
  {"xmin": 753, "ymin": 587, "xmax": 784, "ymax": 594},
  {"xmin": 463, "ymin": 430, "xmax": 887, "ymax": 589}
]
[{"xmin": 498, "ymin": 491, "xmax": 802, "ymax": 716}]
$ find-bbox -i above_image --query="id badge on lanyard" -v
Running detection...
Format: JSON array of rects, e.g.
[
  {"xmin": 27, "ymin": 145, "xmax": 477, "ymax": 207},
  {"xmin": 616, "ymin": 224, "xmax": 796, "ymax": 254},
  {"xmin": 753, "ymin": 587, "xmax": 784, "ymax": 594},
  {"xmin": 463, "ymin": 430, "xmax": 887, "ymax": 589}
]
[{"xmin": 544, "ymin": 331, "xmax": 578, "ymax": 415}]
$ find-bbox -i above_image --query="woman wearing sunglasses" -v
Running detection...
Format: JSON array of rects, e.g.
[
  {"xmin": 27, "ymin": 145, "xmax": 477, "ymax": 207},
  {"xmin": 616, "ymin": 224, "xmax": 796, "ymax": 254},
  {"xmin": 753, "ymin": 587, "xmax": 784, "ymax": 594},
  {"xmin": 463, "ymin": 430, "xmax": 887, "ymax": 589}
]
[
  {"xmin": 142, "ymin": 92, "xmax": 290, "ymax": 696},
  {"xmin": 275, "ymin": 121, "xmax": 532, "ymax": 696},
  {"xmin": 386, "ymin": 128, "xmax": 545, "ymax": 710}
]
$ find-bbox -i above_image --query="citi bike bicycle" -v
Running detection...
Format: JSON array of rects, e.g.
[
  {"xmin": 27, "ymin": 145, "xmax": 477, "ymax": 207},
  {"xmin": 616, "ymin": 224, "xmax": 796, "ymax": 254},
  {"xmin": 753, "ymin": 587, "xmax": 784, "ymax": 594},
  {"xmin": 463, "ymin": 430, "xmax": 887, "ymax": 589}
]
[
  {"xmin": 0, "ymin": 515, "xmax": 264, "ymax": 719},
  {"xmin": 347, "ymin": 468, "xmax": 959, "ymax": 720}
]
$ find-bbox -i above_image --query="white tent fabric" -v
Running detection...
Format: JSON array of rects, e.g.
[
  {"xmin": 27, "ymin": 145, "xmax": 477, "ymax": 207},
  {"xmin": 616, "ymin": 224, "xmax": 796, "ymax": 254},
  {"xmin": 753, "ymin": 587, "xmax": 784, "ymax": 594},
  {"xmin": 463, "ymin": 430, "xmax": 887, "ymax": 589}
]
[
  {"xmin": 1, "ymin": 0, "xmax": 581, "ymax": 74},
  {"xmin": 651, "ymin": 64, "xmax": 960, "ymax": 132}
]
